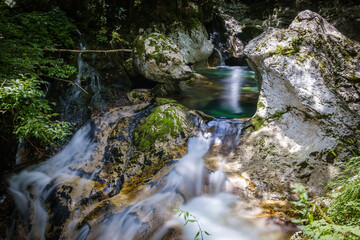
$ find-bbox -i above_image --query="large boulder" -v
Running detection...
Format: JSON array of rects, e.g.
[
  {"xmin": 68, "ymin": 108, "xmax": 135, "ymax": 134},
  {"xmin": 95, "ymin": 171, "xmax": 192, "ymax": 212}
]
[
  {"xmin": 227, "ymin": 10, "xmax": 360, "ymax": 198},
  {"xmin": 167, "ymin": 21, "xmax": 213, "ymax": 64},
  {"xmin": 132, "ymin": 33, "xmax": 192, "ymax": 84}
]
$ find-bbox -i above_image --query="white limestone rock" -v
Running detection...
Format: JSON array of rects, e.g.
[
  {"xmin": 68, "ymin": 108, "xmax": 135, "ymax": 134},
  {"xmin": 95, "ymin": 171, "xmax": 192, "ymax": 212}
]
[
  {"xmin": 230, "ymin": 10, "xmax": 360, "ymax": 198},
  {"xmin": 132, "ymin": 33, "xmax": 192, "ymax": 84},
  {"xmin": 168, "ymin": 22, "xmax": 213, "ymax": 64}
]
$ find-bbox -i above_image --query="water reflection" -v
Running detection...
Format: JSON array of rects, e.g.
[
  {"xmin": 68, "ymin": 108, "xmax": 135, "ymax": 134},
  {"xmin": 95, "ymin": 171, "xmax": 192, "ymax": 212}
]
[{"xmin": 176, "ymin": 66, "xmax": 258, "ymax": 119}]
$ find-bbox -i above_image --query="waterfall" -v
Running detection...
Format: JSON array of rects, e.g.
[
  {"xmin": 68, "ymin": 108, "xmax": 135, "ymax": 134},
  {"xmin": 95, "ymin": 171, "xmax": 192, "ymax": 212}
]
[
  {"xmin": 7, "ymin": 106, "xmax": 140, "ymax": 240},
  {"xmin": 61, "ymin": 43, "xmax": 102, "ymax": 124},
  {"xmin": 8, "ymin": 124, "xmax": 96, "ymax": 240},
  {"xmin": 213, "ymin": 48, "xmax": 225, "ymax": 66},
  {"xmin": 220, "ymin": 66, "xmax": 243, "ymax": 113}
]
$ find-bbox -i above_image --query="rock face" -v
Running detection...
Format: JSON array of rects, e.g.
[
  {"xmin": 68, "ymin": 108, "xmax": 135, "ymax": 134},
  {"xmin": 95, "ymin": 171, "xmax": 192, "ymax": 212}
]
[
  {"xmin": 229, "ymin": 10, "xmax": 360, "ymax": 198},
  {"xmin": 168, "ymin": 22, "xmax": 213, "ymax": 64},
  {"xmin": 132, "ymin": 33, "xmax": 192, "ymax": 84}
]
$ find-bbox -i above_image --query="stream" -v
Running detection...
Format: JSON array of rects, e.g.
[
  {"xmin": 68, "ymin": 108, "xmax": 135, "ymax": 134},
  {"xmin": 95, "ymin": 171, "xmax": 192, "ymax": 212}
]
[{"xmin": 6, "ymin": 65, "xmax": 286, "ymax": 239}]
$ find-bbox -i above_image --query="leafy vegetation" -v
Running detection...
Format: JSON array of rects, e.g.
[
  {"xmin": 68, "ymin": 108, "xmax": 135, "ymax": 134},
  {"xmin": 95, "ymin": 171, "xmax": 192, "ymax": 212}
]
[
  {"xmin": 292, "ymin": 183, "xmax": 314, "ymax": 225},
  {"xmin": 175, "ymin": 208, "xmax": 211, "ymax": 240},
  {"xmin": 292, "ymin": 141, "xmax": 360, "ymax": 240},
  {"xmin": 0, "ymin": 2, "xmax": 77, "ymax": 145},
  {"xmin": 0, "ymin": 78, "xmax": 73, "ymax": 145}
]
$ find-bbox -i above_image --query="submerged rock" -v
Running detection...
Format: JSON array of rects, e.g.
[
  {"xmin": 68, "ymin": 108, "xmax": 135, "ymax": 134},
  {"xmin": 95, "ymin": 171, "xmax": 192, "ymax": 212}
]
[
  {"xmin": 230, "ymin": 10, "xmax": 360, "ymax": 198},
  {"xmin": 132, "ymin": 33, "xmax": 192, "ymax": 84}
]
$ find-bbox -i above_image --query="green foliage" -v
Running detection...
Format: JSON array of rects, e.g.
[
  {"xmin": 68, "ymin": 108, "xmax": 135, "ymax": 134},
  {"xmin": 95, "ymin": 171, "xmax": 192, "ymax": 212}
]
[
  {"xmin": 0, "ymin": 78, "xmax": 73, "ymax": 145},
  {"xmin": 0, "ymin": 3, "xmax": 77, "ymax": 145},
  {"xmin": 175, "ymin": 208, "xmax": 211, "ymax": 240},
  {"xmin": 0, "ymin": 4, "xmax": 77, "ymax": 79},
  {"xmin": 292, "ymin": 145, "xmax": 360, "ymax": 240},
  {"xmin": 273, "ymin": 109, "xmax": 284, "ymax": 118},
  {"xmin": 302, "ymin": 220, "xmax": 360, "ymax": 240},
  {"xmin": 327, "ymin": 156, "xmax": 360, "ymax": 225},
  {"xmin": 292, "ymin": 183, "xmax": 314, "ymax": 225}
]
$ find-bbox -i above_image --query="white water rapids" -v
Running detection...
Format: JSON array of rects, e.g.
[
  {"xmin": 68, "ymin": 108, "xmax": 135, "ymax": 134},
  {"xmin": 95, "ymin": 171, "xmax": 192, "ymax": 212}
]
[
  {"xmin": 7, "ymin": 116, "xmax": 284, "ymax": 239},
  {"xmin": 8, "ymin": 113, "xmax": 285, "ymax": 239}
]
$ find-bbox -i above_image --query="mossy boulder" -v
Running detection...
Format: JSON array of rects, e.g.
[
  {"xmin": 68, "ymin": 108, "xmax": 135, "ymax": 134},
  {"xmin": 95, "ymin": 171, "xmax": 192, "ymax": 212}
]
[
  {"xmin": 132, "ymin": 33, "xmax": 192, "ymax": 84},
  {"xmin": 133, "ymin": 100, "xmax": 193, "ymax": 152}
]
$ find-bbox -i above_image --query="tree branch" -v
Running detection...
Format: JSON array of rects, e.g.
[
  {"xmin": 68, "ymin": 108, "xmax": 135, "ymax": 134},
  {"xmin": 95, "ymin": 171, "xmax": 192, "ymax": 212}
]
[
  {"xmin": 42, "ymin": 48, "xmax": 132, "ymax": 53},
  {"xmin": 42, "ymin": 75, "xmax": 89, "ymax": 95}
]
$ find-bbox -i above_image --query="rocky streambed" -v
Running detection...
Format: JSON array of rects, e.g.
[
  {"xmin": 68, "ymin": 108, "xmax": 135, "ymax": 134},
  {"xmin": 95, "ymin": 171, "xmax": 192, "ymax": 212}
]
[{"xmin": 2, "ymin": 8, "xmax": 360, "ymax": 240}]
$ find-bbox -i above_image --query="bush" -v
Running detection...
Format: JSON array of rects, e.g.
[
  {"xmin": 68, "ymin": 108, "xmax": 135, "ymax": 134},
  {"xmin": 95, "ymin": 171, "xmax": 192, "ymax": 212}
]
[
  {"xmin": 0, "ymin": 78, "xmax": 73, "ymax": 145},
  {"xmin": 0, "ymin": 3, "xmax": 77, "ymax": 145}
]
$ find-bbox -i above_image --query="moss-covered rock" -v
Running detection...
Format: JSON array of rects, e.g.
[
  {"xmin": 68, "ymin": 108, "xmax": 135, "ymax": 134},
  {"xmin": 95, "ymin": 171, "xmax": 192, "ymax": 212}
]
[
  {"xmin": 133, "ymin": 101, "xmax": 192, "ymax": 152},
  {"xmin": 132, "ymin": 33, "xmax": 192, "ymax": 84}
]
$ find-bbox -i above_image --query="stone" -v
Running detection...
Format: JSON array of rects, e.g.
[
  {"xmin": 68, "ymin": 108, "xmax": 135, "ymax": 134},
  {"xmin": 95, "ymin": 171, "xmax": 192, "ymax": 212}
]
[
  {"xmin": 132, "ymin": 33, "xmax": 192, "ymax": 84},
  {"xmin": 228, "ymin": 10, "xmax": 360, "ymax": 198},
  {"xmin": 167, "ymin": 22, "xmax": 213, "ymax": 64}
]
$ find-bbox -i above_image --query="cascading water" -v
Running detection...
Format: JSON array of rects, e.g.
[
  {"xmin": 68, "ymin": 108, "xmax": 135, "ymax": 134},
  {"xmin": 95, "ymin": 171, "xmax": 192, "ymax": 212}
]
[
  {"xmin": 61, "ymin": 43, "xmax": 102, "ymax": 124},
  {"xmin": 213, "ymin": 48, "xmax": 225, "ymax": 66},
  {"xmin": 69, "ymin": 119, "xmax": 282, "ymax": 240},
  {"xmin": 7, "ymin": 107, "xmax": 141, "ymax": 240},
  {"xmin": 6, "ymin": 40, "xmax": 283, "ymax": 239},
  {"xmin": 8, "ymin": 124, "xmax": 96, "ymax": 240}
]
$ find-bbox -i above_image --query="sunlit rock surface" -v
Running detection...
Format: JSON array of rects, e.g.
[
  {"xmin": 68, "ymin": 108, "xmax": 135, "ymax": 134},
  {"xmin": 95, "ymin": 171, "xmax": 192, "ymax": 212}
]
[
  {"xmin": 132, "ymin": 33, "xmax": 192, "ymax": 84},
  {"xmin": 168, "ymin": 22, "xmax": 213, "ymax": 64},
  {"xmin": 231, "ymin": 10, "xmax": 360, "ymax": 197}
]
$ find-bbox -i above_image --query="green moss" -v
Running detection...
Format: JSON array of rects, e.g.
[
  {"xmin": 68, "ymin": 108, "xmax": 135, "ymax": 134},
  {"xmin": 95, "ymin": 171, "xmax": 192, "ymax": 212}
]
[
  {"xmin": 155, "ymin": 98, "xmax": 177, "ymax": 106},
  {"xmin": 250, "ymin": 115, "xmax": 265, "ymax": 131},
  {"xmin": 133, "ymin": 33, "xmax": 179, "ymax": 64},
  {"xmin": 349, "ymin": 72, "xmax": 359, "ymax": 82},
  {"xmin": 273, "ymin": 109, "xmax": 284, "ymax": 118},
  {"xmin": 184, "ymin": 18, "xmax": 201, "ymax": 29},
  {"xmin": 272, "ymin": 35, "xmax": 303, "ymax": 57},
  {"xmin": 133, "ymin": 103, "xmax": 188, "ymax": 151}
]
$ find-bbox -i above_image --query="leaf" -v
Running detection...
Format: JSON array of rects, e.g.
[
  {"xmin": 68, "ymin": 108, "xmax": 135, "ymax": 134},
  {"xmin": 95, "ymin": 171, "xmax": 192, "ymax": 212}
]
[{"xmin": 205, "ymin": 231, "xmax": 211, "ymax": 235}]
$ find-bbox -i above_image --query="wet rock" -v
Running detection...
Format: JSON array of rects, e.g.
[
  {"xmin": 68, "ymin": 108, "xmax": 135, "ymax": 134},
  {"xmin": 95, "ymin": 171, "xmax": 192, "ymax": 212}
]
[
  {"xmin": 230, "ymin": 10, "xmax": 360, "ymax": 198},
  {"xmin": 132, "ymin": 33, "xmax": 192, "ymax": 84},
  {"xmin": 133, "ymin": 100, "xmax": 193, "ymax": 153},
  {"xmin": 127, "ymin": 89, "xmax": 152, "ymax": 105},
  {"xmin": 0, "ymin": 179, "xmax": 15, "ymax": 239}
]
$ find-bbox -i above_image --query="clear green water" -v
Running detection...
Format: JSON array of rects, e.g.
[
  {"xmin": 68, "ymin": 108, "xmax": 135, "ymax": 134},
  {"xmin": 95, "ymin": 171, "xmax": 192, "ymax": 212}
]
[{"xmin": 176, "ymin": 66, "xmax": 259, "ymax": 119}]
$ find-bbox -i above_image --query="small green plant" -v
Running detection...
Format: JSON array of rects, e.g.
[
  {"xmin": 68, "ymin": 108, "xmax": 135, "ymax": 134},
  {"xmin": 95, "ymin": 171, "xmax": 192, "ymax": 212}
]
[
  {"xmin": 273, "ymin": 109, "xmax": 284, "ymax": 118},
  {"xmin": 292, "ymin": 145, "xmax": 360, "ymax": 240},
  {"xmin": 292, "ymin": 183, "xmax": 314, "ymax": 224},
  {"xmin": 174, "ymin": 208, "xmax": 210, "ymax": 240}
]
